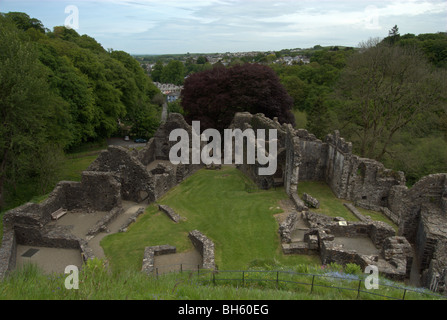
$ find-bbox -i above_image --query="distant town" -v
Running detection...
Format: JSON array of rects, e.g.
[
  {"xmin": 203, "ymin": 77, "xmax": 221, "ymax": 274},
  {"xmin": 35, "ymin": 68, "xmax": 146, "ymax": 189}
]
[
  {"xmin": 135, "ymin": 46, "xmax": 352, "ymax": 102},
  {"xmin": 133, "ymin": 47, "xmax": 335, "ymax": 74}
]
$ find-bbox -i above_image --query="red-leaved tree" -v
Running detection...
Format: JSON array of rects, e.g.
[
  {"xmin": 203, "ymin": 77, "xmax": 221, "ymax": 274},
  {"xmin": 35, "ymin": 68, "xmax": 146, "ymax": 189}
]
[{"xmin": 181, "ymin": 63, "xmax": 295, "ymax": 132}]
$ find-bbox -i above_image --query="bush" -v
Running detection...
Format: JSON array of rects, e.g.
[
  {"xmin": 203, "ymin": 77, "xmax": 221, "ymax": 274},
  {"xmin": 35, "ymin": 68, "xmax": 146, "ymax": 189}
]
[{"xmin": 344, "ymin": 263, "xmax": 362, "ymax": 275}]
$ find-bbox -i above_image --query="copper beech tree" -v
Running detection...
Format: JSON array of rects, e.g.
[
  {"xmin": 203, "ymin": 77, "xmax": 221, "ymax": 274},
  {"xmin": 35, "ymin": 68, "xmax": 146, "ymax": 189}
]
[{"xmin": 180, "ymin": 63, "xmax": 295, "ymax": 132}]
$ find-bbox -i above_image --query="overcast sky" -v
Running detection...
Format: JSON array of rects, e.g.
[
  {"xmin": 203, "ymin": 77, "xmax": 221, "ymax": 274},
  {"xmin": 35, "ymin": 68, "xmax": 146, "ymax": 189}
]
[{"xmin": 1, "ymin": 0, "xmax": 446, "ymax": 54}]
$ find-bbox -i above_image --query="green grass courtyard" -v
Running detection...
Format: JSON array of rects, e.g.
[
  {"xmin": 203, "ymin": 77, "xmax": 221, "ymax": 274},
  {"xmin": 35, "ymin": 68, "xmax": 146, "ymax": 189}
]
[
  {"xmin": 101, "ymin": 166, "xmax": 320, "ymax": 273},
  {"xmin": 101, "ymin": 165, "xmax": 397, "ymax": 274}
]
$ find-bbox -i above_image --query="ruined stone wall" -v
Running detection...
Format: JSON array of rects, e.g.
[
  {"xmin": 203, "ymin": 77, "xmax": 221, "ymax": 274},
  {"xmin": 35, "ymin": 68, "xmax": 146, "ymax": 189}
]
[
  {"xmin": 284, "ymin": 126, "xmax": 301, "ymax": 197},
  {"xmin": 229, "ymin": 112, "xmax": 301, "ymax": 196},
  {"xmin": 0, "ymin": 229, "xmax": 16, "ymax": 279},
  {"xmin": 229, "ymin": 113, "xmax": 289, "ymax": 190},
  {"xmin": 188, "ymin": 230, "xmax": 215, "ymax": 270},
  {"xmin": 389, "ymin": 174, "xmax": 447, "ymax": 243},
  {"xmin": 292, "ymin": 128, "xmax": 406, "ymax": 211},
  {"xmin": 2, "ymin": 172, "xmax": 121, "ymax": 230},
  {"xmin": 295, "ymin": 130, "xmax": 327, "ymax": 181},
  {"xmin": 230, "ymin": 113, "xmax": 406, "ymax": 213},
  {"xmin": 387, "ymin": 174, "xmax": 447, "ymax": 290},
  {"xmin": 153, "ymin": 113, "xmax": 193, "ymax": 161},
  {"xmin": 88, "ymin": 146, "xmax": 154, "ymax": 203},
  {"xmin": 423, "ymin": 241, "xmax": 447, "ymax": 294},
  {"xmin": 324, "ymin": 131, "xmax": 354, "ymax": 199},
  {"xmin": 0, "ymin": 170, "xmax": 122, "ymax": 278},
  {"xmin": 138, "ymin": 137, "xmax": 156, "ymax": 166},
  {"xmin": 68, "ymin": 172, "xmax": 122, "ymax": 212}
]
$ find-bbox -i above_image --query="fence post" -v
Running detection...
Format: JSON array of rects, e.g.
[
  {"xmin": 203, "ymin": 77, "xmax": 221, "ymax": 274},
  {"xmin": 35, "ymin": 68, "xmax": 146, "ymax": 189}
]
[
  {"xmin": 242, "ymin": 271, "xmax": 245, "ymax": 287},
  {"xmin": 402, "ymin": 289, "xmax": 407, "ymax": 300},
  {"xmin": 180, "ymin": 264, "xmax": 183, "ymax": 273},
  {"xmin": 156, "ymin": 268, "xmax": 158, "ymax": 278},
  {"xmin": 310, "ymin": 275, "xmax": 315, "ymax": 293},
  {"xmin": 357, "ymin": 280, "xmax": 362, "ymax": 299},
  {"xmin": 213, "ymin": 272, "xmax": 216, "ymax": 286},
  {"xmin": 276, "ymin": 271, "xmax": 279, "ymax": 289}
]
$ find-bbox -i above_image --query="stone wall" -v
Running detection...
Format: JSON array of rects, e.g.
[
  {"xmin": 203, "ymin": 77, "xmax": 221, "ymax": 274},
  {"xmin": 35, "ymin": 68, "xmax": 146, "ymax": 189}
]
[
  {"xmin": 0, "ymin": 112, "xmax": 207, "ymax": 279},
  {"xmin": 0, "ymin": 229, "xmax": 16, "ymax": 279},
  {"xmin": 159, "ymin": 204, "xmax": 182, "ymax": 223},
  {"xmin": 389, "ymin": 174, "xmax": 447, "ymax": 243},
  {"xmin": 423, "ymin": 241, "xmax": 447, "ymax": 294},
  {"xmin": 141, "ymin": 245, "xmax": 177, "ymax": 275},
  {"xmin": 137, "ymin": 137, "xmax": 156, "ymax": 166},
  {"xmin": 303, "ymin": 211, "xmax": 395, "ymax": 248},
  {"xmin": 298, "ymin": 130, "xmax": 406, "ymax": 209},
  {"xmin": 230, "ymin": 113, "xmax": 406, "ymax": 212},
  {"xmin": 298, "ymin": 211, "xmax": 412, "ymax": 280},
  {"xmin": 87, "ymin": 146, "xmax": 154, "ymax": 203},
  {"xmin": 278, "ymin": 212, "xmax": 299, "ymax": 244},
  {"xmin": 386, "ymin": 174, "xmax": 447, "ymax": 290},
  {"xmin": 188, "ymin": 230, "xmax": 215, "ymax": 270},
  {"xmin": 152, "ymin": 113, "xmax": 194, "ymax": 161}
]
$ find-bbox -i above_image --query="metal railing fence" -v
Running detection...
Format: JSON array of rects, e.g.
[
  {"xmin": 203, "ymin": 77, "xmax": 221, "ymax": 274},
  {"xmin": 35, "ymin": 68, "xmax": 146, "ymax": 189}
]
[{"xmin": 151, "ymin": 263, "xmax": 446, "ymax": 300}]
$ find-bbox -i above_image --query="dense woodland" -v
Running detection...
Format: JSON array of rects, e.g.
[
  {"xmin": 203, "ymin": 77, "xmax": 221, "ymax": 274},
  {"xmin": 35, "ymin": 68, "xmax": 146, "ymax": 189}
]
[
  {"xmin": 272, "ymin": 30, "xmax": 447, "ymax": 186},
  {"xmin": 1, "ymin": 12, "xmax": 446, "ymax": 212},
  {"xmin": 0, "ymin": 12, "xmax": 161, "ymax": 210}
]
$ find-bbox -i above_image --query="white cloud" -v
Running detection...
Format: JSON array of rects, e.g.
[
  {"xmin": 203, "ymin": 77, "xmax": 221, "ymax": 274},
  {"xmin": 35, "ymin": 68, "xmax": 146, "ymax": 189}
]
[{"xmin": 1, "ymin": 0, "xmax": 445, "ymax": 53}]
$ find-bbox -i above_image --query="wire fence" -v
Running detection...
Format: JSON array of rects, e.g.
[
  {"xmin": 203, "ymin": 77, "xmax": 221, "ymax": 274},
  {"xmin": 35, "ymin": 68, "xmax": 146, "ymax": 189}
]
[{"xmin": 152, "ymin": 263, "xmax": 446, "ymax": 300}]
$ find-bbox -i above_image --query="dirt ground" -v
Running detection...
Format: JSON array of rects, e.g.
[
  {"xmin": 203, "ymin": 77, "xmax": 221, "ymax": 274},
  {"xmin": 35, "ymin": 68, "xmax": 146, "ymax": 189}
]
[
  {"xmin": 15, "ymin": 245, "xmax": 84, "ymax": 274},
  {"xmin": 15, "ymin": 201, "xmax": 148, "ymax": 274},
  {"xmin": 154, "ymin": 250, "xmax": 203, "ymax": 275},
  {"xmin": 14, "ymin": 200, "xmax": 205, "ymax": 275}
]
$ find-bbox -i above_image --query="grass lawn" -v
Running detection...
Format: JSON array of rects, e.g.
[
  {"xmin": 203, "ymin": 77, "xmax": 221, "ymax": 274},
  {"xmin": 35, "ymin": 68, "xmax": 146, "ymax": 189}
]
[
  {"xmin": 297, "ymin": 180, "xmax": 398, "ymax": 231},
  {"xmin": 101, "ymin": 166, "xmax": 321, "ymax": 273},
  {"xmin": 58, "ymin": 153, "xmax": 100, "ymax": 182},
  {"xmin": 297, "ymin": 181, "xmax": 359, "ymax": 221}
]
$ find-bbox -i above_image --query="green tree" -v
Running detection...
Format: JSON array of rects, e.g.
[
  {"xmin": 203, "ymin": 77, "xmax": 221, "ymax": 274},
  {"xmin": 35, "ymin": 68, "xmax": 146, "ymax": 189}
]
[
  {"xmin": 38, "ymin": 40, "xmax": 96, "ymax": 147},
  {"xmin": 0, "ymin": 17, "xmax": 71, "ymax": 208},
  {"xmin": 280, "ymin": 75, "xmax": 307, "ymax": 110},
  {"xmin": 150, "ymin": 60, "xmax": 164, "ymax": 82},
  {"xmin": 2, "ymin": 12, "xmax": 45, "ymax": 33},
  {"xmin": 161, "ymin": 60, "xmax": 185, "ymax": 85},
  {"xmin": 334, "ymin": 38, "xmax": 447, "ymax": 161}
]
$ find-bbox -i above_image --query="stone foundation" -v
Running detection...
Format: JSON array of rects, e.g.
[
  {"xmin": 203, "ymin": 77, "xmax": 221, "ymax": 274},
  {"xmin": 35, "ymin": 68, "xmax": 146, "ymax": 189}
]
[
  {"xmin": 141, "ymin": 230, "xmax": 217, "ymax": 275},
  {"xmin": 159, "ymin": 205, "xmax": 183, "ymax": 223},
  {"xmin": 142, "ymin": 245, "xmax": 177, "ymax": 275},
  {"xmin": 188, "ymin": 230, "xmax": 215, "ymax": 270}
]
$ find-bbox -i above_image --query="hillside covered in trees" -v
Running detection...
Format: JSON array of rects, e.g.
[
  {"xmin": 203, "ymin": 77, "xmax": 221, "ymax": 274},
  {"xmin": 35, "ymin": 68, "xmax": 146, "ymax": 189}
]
[{"xmin": 0, "ymin": 12, "xmax": 162, "ymax": 210}]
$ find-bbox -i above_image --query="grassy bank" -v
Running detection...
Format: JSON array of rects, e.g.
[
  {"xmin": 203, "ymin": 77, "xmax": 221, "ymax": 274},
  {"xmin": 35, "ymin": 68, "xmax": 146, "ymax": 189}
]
[{"xmin": 1, "ymin": 260, "xmax": 441, "ymax": 300}]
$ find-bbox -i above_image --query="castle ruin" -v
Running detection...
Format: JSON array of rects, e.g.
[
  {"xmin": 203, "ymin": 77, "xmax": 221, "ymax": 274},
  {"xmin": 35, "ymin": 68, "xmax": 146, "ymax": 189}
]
[{"xmin": 1, "ymin": 112, "xmax": 446, "ymax": 294}]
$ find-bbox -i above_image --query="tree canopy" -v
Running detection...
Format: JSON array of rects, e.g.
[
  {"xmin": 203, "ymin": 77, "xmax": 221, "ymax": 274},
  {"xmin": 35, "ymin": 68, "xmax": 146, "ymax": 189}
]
[
  {"xmin": 334, "ymin": 38, "xmax": 446, "ymax": 161},
  {"xmin": 0, "ymin": 12, "xmax": 161, "ymax": 210},
  {"xmin": 181, "ymin": 63, "xmax": 295, "ymax": 132},
  {"xmin": 271, "ymin": 33, "xmax": 446, "ymax": 185}
]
